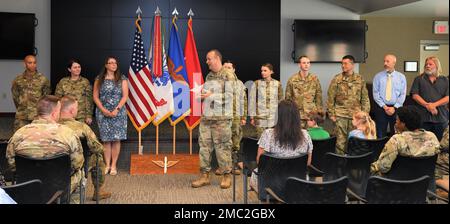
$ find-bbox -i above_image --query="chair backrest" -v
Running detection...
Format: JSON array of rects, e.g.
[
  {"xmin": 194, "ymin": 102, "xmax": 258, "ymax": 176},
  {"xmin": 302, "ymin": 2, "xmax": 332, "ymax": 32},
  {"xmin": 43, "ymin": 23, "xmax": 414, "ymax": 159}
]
[
  {"xmin": 311, "ymin": 136, "xmax": 336, "ymax": 171},
  {"xmin": 258, "ymin": 153, "xmax": 308, "ymax": 201},
  {"xmin": 386, "ymin": 154, "xmax": 438, "ymax": 194},
  {"xmin": 14, "ymin": 153, "xmax": 71, "ymax": 203},
  {"xmin": 365, "ymin": 175, "xmax": 430, "ymax": 204},
  {"xmin": 285, "ymin": 176, "xmax": 348, "ymax": 204},
  {"xmin": 0, "ymin": 142, "xmax": 14, "ymax": 182},
  {"xmin": 386, "ymin": 154, "xmax": 438, "ymax": 181},
  {"xmin": 323, "ymin": 152, "xmax": 373, "ymax": 197},
  {"xmin": 347, "ymin": 136, "xmax": 389, "ymax": 162},
  {"xmin": 241, "ymin": 137, "xmax": 259, "ymax": 173},
  {"xmin": 1, "ymin": 179, "xmax": 43, "ymax": 204},
  {"xmin": 80, "ymin": 138, "xmax": 89, "ymax": 178}
]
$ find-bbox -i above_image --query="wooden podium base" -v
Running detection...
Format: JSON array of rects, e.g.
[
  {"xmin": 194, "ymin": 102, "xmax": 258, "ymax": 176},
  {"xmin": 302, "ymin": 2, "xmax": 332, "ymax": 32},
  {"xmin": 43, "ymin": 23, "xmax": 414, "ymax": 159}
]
[{"xmin": 130, "ymin": 154, "xmax": 199, "ymax": 175}]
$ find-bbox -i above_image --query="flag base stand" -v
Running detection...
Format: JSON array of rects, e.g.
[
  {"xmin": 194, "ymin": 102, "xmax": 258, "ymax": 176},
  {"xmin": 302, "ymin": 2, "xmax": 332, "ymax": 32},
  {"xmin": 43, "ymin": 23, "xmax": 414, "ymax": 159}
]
[{"xmin": 130, "ymin": 153, "xmax": 198, "ymax": 175}]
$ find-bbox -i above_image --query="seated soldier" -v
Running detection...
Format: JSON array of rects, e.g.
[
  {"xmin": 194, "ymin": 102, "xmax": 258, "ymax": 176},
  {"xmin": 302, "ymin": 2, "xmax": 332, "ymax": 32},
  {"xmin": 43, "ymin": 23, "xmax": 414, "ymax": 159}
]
[
  {"xmin": 371, "ymin": 107, "xmax": 441, "ymax": 175},
  {"xmin": 59, "ymin": 96, "xmax": 111, "ymax": 201},
  {"xmin": 435, "ymin": 125, "xmax": 449, "ymax": 197},
  {"xmin": 6, "ymin": 95, "xmax": 84, "ymax": 203}
]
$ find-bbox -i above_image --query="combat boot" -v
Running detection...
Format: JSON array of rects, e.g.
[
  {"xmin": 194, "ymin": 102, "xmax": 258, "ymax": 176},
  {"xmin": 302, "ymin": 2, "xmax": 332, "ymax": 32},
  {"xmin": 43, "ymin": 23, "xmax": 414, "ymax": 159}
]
[
  {"xmin": 191, "ymin": 173, "xmax": 210, "ymax": 188},
  {"xmin": 92, "ymin": 187, "xmax": 112, "ymax": 201},
  {"xmin": 215, "ymin": 168, "xmax": 223, "ymax": 176},
  {"xmin": 220, "ymin": 173, "xmax": 232, "ymax": 189}
]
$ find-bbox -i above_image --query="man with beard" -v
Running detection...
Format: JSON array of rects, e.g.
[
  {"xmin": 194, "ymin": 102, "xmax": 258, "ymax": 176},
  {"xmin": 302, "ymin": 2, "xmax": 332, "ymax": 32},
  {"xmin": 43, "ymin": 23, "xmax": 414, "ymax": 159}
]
[{"xmin": 410, "ymin": 56, "xmax": 449, "ymax": 140}]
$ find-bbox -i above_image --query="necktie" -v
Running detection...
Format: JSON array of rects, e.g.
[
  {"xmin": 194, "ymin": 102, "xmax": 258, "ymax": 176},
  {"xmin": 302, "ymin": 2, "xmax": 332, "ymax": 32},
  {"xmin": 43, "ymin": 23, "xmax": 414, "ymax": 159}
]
[{"xmin": 385, "ymin": 73, "xmax": 392, "ymax": 101}]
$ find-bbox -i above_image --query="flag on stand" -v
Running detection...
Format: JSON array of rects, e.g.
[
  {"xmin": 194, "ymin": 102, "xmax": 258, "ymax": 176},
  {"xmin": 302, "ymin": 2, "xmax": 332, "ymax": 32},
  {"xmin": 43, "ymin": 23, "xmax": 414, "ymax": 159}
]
[
  {"xmin": 125, "ymin": 8, "xmax": 158, "ymax": 131},
  {"xmin": 168, "ymin": 9, "xmax": 190, "ymax": 126},
  {"xmin": 184, "ymin": 10, "xmax": 204, "ymax": 131},
  {"xmin": 150, "ymin": 7, "xmax": 174, "ymax": 126}
]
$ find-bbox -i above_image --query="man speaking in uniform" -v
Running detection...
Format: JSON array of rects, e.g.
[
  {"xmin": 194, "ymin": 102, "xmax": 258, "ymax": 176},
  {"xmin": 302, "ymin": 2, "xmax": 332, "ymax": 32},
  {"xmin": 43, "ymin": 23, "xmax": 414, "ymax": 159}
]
[{"xmin": 191, "ymin": 49, "xmax": 236, "ymax": 189}]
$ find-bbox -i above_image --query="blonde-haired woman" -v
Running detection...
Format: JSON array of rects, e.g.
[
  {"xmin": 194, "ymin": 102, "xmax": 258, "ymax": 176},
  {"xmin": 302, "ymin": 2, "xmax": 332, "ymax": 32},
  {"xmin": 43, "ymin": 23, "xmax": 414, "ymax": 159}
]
[{"xmin": 348, "ymin": 111, "xmax": 377, "ymax": 140}]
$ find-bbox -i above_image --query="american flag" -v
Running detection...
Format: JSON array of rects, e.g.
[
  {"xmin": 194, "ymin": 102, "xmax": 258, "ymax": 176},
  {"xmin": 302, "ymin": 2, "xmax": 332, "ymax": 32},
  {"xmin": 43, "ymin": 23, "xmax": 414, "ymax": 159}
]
[{"xmin": 126, "ymin": 14, "xmax": 158, "ymax": 130}]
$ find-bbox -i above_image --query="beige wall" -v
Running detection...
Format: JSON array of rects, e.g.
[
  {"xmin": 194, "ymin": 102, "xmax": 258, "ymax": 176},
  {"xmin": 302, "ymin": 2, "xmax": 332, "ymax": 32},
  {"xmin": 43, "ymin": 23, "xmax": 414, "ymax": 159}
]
[{"xmin": 360, "ymin": 17, "xmax": 449, "ymax": 92}]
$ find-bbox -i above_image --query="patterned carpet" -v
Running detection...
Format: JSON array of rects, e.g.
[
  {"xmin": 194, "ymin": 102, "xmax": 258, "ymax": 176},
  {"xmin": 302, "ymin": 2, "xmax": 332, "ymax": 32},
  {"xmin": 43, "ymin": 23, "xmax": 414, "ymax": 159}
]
[{"xmin": 85, "ymin": 172, "xmax": 259, "ymax": 204}]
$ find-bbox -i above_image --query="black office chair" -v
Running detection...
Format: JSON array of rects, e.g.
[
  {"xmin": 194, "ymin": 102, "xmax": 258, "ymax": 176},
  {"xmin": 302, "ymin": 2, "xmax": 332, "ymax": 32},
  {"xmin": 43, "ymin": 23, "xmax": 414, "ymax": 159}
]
[
  {"xmin": 365, "ymin": 175, "xmax": 430, "ymax": 204},
  {"xmin": 0, "ymin": 141, "xmax": 14, "ymax": 183},
  {"xmin": 241, "ymin": 137, "xmax": 259, "ymax": 204},
  {"xmin": 385, "ymin": 154, "xmax": 445, "ymax": 202},
  {"xmin": 308, "ymin": 136, "xmax": 336, "ymax": 177},
  {"xmin": 258, "ymin": 153, "xmax": 308, "ymax": 203},
  {"xmin": 14, "ymin": 154, "xmax": 72, "ymax": 204},
  {"xmin": 322, "ymin": 152, "xmax": 373, "ymax": 202},
  {"xmin": 386, "ymin": 154, "xmax": 438, "ymax": 180},
  {"xmin": 273, "ymin": 176, "xmax": 349, "ymax": 204},
  {"xmin": 347, "ymin": 136, "xmax": 389, "ymax": 162},
  {"xmin": 1, "ymin": 179, "xmax": 62, "ymax": 204},
  {"xmin": 80, "ymin": 137, "xmax": 100, "ymax": 203}
]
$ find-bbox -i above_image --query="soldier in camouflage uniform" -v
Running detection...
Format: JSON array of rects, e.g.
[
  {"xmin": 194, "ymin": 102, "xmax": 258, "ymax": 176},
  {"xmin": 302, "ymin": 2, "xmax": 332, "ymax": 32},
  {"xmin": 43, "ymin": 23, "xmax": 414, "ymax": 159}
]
[
  {"xmin": 11, "ymin": 55, "xmax": 51, "ymax": 132},
  {"xmin": 6, "ymin": 95, "xmax": 84, "ymax": 203},
  {"xmin": 327, "ymin": 55, "xmax": 370, "ymax": 155},
  {"xmin": 249, "ymin": 63, "xmax": 284, "ymax": 139},
  {"xmin": 371, "ymin": 107, "xmax": 440, "ymax": 175},
  {"xmin": 436, "ymin": 125, "xmax": 449, "ymax": 194},
  {"xmin": 55, "ymin": 59, "xmax": 94, "ymax": 125},
  {"xmin": 216, "ymin": 60, "xmax": 247, "ymax": 176},
  {"xmin": 192, "ymin": 50, "xmax": 235, "ymax": 189},
  {"xmin": 286, "ymin": 56, "xmax": 323, "ymax": 128},
  {"xmin": 58, "ymin": 96, "xmax": 111, "ymax": 200}
]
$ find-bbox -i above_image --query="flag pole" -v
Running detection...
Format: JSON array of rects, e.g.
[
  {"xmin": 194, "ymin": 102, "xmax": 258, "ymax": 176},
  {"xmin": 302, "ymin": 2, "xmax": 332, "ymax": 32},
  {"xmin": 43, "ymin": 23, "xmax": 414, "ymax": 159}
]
[
  {"xmin": 138, "ymin": 130, "xmax": 143, "ymax": 155},
  {"xmin": 189, "ymin": 129, "xmax": 193, "ymax": 155},
  {"xmin": 173, "ymin": 125, "xmax": 176, "ymax": 155},
  {"xmin": 188, "ymin": 8, "xmax": 194, "ymax": 156},
  {"xmin": 156, "ymin": 125, "xmax": 159, "ymax": 155}
]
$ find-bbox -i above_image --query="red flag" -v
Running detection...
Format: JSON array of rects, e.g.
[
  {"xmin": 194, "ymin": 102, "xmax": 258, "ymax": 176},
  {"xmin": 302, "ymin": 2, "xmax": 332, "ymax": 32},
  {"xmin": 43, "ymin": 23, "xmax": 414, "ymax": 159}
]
[
  {"xmin": 152, "ymin": 13, "xmax": 162, "ymax": 77},
  {"xmin": 183, "ymin": 17, "xmax": 204, "ymax": 130}
]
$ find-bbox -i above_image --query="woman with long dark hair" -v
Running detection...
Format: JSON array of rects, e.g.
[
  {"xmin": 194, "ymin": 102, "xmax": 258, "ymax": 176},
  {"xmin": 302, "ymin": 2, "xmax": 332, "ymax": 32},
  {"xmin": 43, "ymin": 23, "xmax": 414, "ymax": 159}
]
[
  {"xmin": 250, "ymin": 100, "xmax": 313, "ymax": 190},
  {"xmin": 93, "ymin": 56, "xmax": 128, "ymax": 176}
]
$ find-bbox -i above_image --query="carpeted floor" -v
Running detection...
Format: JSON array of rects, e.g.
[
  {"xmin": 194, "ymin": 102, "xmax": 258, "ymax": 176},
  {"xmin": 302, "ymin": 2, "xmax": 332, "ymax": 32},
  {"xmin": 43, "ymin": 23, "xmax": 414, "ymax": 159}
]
[{"xmin": 84, "ymin": 172, "xmax": 259, "ymax": 204}]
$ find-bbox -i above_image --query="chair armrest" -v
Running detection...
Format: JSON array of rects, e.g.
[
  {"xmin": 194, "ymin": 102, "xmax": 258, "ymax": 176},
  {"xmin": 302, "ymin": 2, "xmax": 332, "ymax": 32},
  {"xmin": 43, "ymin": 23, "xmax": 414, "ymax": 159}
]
[
  {"xmin": 427, "ymin": 190, "xmax": 449, "ymax": 203},
  {"xmin": 308, "ymin": 164, "xmax": 324, "ymax": 176},
  {"xmin": 346, "ymin": 188, "xmax": 367, "ymax": 204},
  {"xmin": 265, "ymin": 187, "xmax": 286, "ymax": 204},
  {"xmin": 46, "ymin": 190, "xmax": 64, "ymax": 204}
]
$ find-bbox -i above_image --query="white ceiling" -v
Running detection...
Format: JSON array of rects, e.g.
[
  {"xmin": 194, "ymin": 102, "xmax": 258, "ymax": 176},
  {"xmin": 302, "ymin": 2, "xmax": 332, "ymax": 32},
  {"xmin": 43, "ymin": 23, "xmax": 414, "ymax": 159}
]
[{"xmin": 363, "ymin": 0, "xmax": 449, "ymax": 17}]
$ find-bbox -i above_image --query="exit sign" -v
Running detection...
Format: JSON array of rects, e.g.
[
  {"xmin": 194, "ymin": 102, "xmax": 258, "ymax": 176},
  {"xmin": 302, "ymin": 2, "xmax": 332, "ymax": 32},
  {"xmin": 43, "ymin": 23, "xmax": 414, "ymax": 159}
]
[{"xmin": 434, "ymin": 21, "xmax": 448, "ymax": 34}]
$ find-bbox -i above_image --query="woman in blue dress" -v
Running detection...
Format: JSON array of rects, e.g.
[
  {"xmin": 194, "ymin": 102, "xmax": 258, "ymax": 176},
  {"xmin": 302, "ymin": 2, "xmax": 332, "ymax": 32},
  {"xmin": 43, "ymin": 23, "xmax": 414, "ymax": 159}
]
[{"xmin": 93, "ymin": 56, "xmax": 128, "ymax": 176}]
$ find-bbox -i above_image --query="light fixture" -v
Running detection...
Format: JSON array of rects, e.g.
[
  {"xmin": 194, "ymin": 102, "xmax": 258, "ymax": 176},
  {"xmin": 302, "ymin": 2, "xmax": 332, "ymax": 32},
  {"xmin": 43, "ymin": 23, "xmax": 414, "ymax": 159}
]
[{"xmin": 424, "ymin": 45, "xmax": 440, "ymax": 51}]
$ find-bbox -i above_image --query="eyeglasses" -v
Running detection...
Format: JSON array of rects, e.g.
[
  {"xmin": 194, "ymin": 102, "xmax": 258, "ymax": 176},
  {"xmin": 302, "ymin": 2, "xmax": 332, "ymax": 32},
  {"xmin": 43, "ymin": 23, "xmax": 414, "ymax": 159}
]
[{"xmin": 107, "ymin": 62, "xmax": 117, "ymax": 64}]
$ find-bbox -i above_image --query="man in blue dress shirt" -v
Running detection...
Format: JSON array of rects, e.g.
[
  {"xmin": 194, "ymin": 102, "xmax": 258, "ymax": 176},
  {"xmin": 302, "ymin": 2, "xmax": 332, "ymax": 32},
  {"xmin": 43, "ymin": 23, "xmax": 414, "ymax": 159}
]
[{"xmin": 372, "ymin": 54, "xmax": 407, "ymax": 138}]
